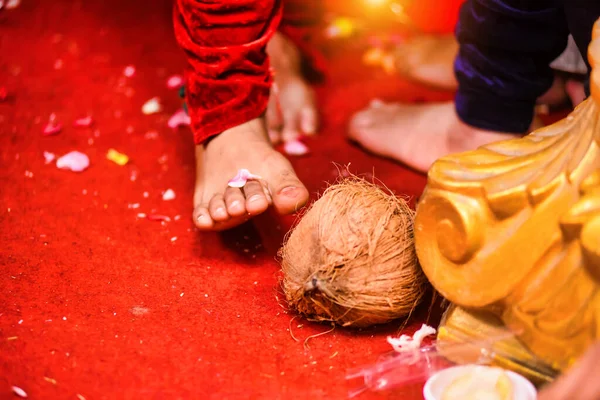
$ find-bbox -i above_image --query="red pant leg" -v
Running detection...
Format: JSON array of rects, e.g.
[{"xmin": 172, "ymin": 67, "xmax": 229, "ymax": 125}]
[
  {"xmin": 173, "ymin": 0, "xmax": 282, "ymax": 144},
  {"xmin": 279, "ymin": 0, "xmax": 327, "ymax": 77}
]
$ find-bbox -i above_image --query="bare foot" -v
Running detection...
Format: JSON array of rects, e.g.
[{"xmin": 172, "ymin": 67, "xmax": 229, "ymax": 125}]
[
  {"xmin": 266, "ymin": 32, "xmax": 318, "ymax": 144},
  {"xmin": 193, "ymin": 118, "xmax": 309, "ymax": 231},
  {"xmin": 393, "ymin": 34, "xmax": 458, "ymax": 91},
  {"xmin": 348, "ymin": 100, "xmax": 518, "ymax": 173}
]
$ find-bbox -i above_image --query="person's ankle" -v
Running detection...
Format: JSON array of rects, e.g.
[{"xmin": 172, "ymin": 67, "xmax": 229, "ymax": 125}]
[{"xmin": 205, "ymin": 118, "xmax": 270, "ymax": 153}]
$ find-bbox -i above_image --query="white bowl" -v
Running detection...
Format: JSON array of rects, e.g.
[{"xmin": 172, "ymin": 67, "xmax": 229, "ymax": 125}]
[{"xmin": 423, "ymin": 365, "xmax": 537, "ymax": 400}]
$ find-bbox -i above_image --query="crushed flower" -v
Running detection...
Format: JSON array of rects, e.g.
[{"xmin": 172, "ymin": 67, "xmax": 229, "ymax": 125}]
[
  {"xmin": 162, "ymin": 189, "xmax": 176, "ymax": 201},
  {"xmin": 141, "ymin": 97, "xmax": 161, "ymax": 115},
  {"xmin": 56, "ymin": 151, "xmax": 90, "ymax": 172},
  {"xmin": 167, "ymin": 109, "xmax": 191, "ymax": 129},
  {"xmin": 386, "ymin": 324, "xmax": 436, "ymax": 353},
  {"xmin": 42, "ymin": 113, "xmax": 62, "ymax": 136},
  {"xmin": 12, "ymin": 386, "xmax": 27, "ymax": 398},
  {"xmin": 166, "ymin": 75, "xmax": 183, "ymax": 89},
  {"xmin": 228, "ymin": 169, "xmax": 262, "ymax": 188},
  {"xmin": 43, "ymin": 151, "xmax": 55, "ymax": 164}
]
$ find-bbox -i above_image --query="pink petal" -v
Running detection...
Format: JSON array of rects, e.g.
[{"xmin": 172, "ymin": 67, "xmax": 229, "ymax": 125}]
[
  {"xmin": 56, "ymin": 151, "xmax": 90, "ymax": 172},
  {"xmin": 162, "ymin": 189, "xmax": 176, "ymax": 201},
  {"xmin": 124, "ymin": 65, "xmax": 136, "ymax": 77},
  {"xmin": 227, "ymin": 169, "xmax": 262, "ymax": 188},
  {"xmin": 147, "ymin": 214, "xmax": 171, "ymax": 222},
  {"xmin": 142, "ymin": 97, "xmax": 161, "ymax": 115},
  {"xmin": 166, "ymin": 75, "xmax": 183, "ymax": 89},
  {"xmin": 283, "ymin": 139, "xmax": 309, "ymax": 156},
  {"xmin": 167, "ymin": 109, "xmax": 191, "ymax": 129},
  {"xmin": 73, "ymin": 116, "xmax": 93, "ymax": 127},
  {"xmin": 43, "ymin": 151, "xmax": 55, "ymax": 164},
  {"xmin": 42, "ymin": 113, "xmax": 62, "ymax": 136}
]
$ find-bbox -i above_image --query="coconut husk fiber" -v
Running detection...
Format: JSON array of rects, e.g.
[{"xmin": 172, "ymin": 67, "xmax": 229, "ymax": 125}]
[{"xmin": 279, "ymin": 177, "xmax": 429, "ymax": 328}]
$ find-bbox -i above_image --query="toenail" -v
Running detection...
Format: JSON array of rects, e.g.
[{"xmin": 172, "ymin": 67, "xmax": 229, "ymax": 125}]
[
  {"xmin": 279, "ymin": 186, "xmax": 299, "ymax": 197},
  {"xmin": 197, "ymin": 213, "xmax": 211, "ymax": 225},
  {"xmin": 249, "ymin": 195, "xmax": 263, "ymax": 202},
  {"xmin": 230, "ymin": 200, "xmax": 241, "ymax": 209}
]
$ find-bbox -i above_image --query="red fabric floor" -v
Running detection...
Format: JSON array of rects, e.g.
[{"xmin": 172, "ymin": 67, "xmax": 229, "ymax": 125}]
[{"xmin": 0, "ymin": 1, "xmax": 457, "ymax": 398}]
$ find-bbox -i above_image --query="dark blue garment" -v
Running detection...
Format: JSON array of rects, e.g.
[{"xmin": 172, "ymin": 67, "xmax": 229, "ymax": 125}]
[{"xmin": 454, "ymin": 0, "xmax": 599, "ymax": 133}]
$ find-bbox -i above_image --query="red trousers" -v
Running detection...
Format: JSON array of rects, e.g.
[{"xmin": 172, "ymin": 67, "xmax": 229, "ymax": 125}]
[{"xmin": 173, "ymin": 0, "xmax": 323, "ymax": 144}]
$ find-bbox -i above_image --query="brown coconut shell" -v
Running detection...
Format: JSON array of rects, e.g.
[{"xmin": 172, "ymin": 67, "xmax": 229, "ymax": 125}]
[{"xmin": 279, "ymin": 178, "xmax": 428, "ymax": 328}]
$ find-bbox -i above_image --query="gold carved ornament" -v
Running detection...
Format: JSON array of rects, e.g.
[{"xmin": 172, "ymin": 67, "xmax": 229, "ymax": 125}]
[{"xmin": 414, "ymin": 19, "xmax": 600, "ymax": 379}]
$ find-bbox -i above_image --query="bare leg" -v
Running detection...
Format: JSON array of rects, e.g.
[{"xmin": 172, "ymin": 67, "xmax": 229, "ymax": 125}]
[{"xmin": 266, "ymin": 32, "xmax": 318, "ymax": 144}]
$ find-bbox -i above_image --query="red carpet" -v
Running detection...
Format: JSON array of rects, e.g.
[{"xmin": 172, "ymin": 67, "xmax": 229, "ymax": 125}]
[{"xmin": 0, "ymin": 1, "xmax": 459, "ymax": 398}]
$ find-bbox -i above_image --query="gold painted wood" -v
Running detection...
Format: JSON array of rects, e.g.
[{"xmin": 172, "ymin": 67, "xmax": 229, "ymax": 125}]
[{"xmin": 415, "ymin": 20, "xmax": 600, "ymax": 371}]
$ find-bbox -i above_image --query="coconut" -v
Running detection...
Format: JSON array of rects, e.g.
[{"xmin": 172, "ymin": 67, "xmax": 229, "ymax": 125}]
[{"xmin": 279, "ymin": 178, "xmax": 428, "ymax": 328}]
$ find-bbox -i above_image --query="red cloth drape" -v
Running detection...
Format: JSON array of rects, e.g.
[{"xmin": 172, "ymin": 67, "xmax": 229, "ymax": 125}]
[{"xmin": 173, "ymin": 0, "xmax": 324, "ymax": 145}]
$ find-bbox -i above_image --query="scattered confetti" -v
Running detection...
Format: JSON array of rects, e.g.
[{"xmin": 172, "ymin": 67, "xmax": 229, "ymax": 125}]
[
  {"xmin": 386, "ymin": 324, "xmax": 436, "ymax": 353},
  {"xmin": 123, "ymin": 65, "xmax": 136, "ymax": 77},
  {"xmin": 283, "ymin": 139, "xmax": 309, "ymax": 156},
  {"xmin": 56, "ymin": 151, "xmax": 90, "ymax": 172},
  {"xmin": 54, "ymin": 59, "xmax": 64, "ymax": 70},
  {"xmin": 128, "ymin": 203, "xmax": 140, "ymax": 209},
  {"xmin": 43, "ymin": 151, "xmax": 56, "ymax": 164},
  {"xmin": 18, "ymin": 319, "xmax": 23, "ymax": 324},
  {"xmin": 126, "ymin": 125, "xmax": 134, "ymax": 134},
  {"xmin": 24, "ymin": 171, "xmax": 33, "ymax": 178},
  {"xmin": 141, "ymin": 97, "xmax": 161, "ymax": 115},
  {"xmin": 167, "ymin": 75, "xmax": 183, "ymax": 89},
  {"xmin": 162, "ymin": 189, "xmax": 176, "ymax": 201},
  {"xmin": 76, "ymin": 394, "xmax": 86, "ymax": 400},
  {"xmin": 173, "ymin": 215, "xmax": 181, "ymax": 221},
  {"xmin": 143, "ymin": 191, "xmax": 149, "ymax": 198},
  {"xmin": 12, "ymin": 386, "xmax": 27, "ymax": 398},
  {"xmin": 73, "ymin": 116, "xmax": 93, "ymax": 127},
  {"xmin": 43, "ymin": 377, "xmax": 57, "ymax": 385},
  {"xmin": 106, "ymin": 148, "xmax": 129, "ymax": 166},
  {"xmin": 167, "ymin": 109, "xmax": 191, "ymax": 128},
  {"xmin": 171, "ymin": 236, "xmax": 178, "ymax": 242},
  {"xmin": 136, "ymin": 213, "xmax": 146, "ymax": 218},
  {"xmin": 42, "ymin": 113, "xmax": 62, "ymax": 136},
  {"xmin": 228, "ymin": 169, "xmax": 262, "ymax": 188},
  {"xmin": 147, "ymin": 214, "xmax": 170, "ymax": 222}
]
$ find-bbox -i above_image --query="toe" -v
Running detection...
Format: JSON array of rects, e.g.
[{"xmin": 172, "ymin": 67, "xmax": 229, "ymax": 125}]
[
  {"xmin": 281, "ymin": 109, "xmax": 301, "ymax": 142},
  {"xmin": 243, "ymin": 181, "xmax": 270, "ymax": 215},
  {"xmin": 268, "ymin": 164, "xmax": 309, "ymax": 215},
  {"xmin": 208, "ymin": 194, "xmax": 229, "ymax": 222},
  {"xmin": 348, "ymin": 110, "xmax": 373, "ymax": 141},
  {"xmin": 224, "ymin": 187, "xmax": 246, "ymax": 217},
  {"xmin": 300, "ymin": 106, "xmax": 318, "ymax": 135},
  {"xmin": 193, "ymin": 205, "xmax": 214, "ymax": 230}
]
